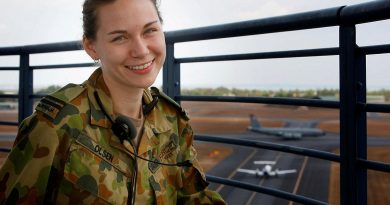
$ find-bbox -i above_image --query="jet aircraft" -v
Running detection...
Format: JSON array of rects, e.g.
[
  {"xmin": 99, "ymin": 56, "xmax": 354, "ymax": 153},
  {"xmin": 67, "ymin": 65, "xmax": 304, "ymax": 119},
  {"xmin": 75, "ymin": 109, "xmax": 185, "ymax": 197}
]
[
  {"xmin": 247, "ymin": 114, "xmax": 325, "ymax": 140},
  {"xmin": 237, "ymin": 161, "xmax": 296, "ymax": 177}
]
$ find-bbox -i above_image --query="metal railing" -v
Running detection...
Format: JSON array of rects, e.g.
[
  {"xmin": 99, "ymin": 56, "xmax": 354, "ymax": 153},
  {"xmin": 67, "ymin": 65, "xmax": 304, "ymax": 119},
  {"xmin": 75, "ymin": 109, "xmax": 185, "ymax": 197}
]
[{"xmin": 1, "ymin": 1, "xmax": 390, "ymax": 204}]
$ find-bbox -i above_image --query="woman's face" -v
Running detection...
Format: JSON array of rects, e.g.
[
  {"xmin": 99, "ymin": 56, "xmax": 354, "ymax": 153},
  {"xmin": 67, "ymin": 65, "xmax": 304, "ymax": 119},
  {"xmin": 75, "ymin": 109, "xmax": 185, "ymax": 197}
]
[{"xmin": 84, "ymin": 0, "xmax": 166, "ymax": 89}]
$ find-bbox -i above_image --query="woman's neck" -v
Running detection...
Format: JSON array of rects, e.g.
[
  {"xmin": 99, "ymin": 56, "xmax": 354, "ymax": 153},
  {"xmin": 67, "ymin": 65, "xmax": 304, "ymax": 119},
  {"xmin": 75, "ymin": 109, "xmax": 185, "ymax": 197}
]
[{"xmin": 103, "ymin": 76, "xmax": 144, "ymax": 119}]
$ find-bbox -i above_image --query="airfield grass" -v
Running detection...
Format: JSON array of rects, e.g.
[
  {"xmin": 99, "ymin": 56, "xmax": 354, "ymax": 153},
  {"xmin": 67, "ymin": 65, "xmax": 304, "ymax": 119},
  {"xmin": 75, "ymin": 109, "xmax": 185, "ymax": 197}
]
[
  {"xmin": 1, "ymin": 102, "xmax": 389, "ymax": 204},
  {"xmin": 328, "ymin": 148, "xmax": 390, "ymax": 205}
]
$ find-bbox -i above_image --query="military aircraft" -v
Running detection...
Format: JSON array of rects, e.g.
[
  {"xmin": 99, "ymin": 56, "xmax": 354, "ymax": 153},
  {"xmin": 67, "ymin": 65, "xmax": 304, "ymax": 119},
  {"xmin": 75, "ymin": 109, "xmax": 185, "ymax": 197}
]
[
  {"xmin": 237, "ymin": 161, "xmax": 296, "ymax": 177},
  {"xmin": 0, "ymin": 102, "xmax": 17, "ymax": 110},
  {"xmin": 247, "ymin": 114, "xmax": 325, "ymax": 140}
]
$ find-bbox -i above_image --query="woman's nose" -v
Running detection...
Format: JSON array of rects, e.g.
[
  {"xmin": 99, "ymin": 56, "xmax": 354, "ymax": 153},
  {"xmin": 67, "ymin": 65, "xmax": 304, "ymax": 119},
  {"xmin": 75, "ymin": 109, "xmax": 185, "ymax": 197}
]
[{"xmin": 130, "ymin": 38, "xmax": 149, "ymax": 58}]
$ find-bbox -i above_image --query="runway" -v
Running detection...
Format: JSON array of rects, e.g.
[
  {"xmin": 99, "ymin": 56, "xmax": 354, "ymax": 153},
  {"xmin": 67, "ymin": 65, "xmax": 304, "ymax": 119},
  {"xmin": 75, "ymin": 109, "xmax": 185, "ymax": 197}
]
[{"xmin": 203, "ymin": 132, "xmax": 390, "ymax": 205}]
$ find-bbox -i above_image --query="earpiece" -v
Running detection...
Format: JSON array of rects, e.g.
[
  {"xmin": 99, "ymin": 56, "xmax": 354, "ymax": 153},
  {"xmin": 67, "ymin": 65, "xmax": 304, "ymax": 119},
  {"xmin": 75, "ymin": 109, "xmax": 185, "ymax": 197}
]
[
  {"xmin": 112, "ymin": 115, "xmax": 137, "ymax": 143},
  {"xmin": 143, "ymin": 95, "xmax": 158, "ymax": 115}
]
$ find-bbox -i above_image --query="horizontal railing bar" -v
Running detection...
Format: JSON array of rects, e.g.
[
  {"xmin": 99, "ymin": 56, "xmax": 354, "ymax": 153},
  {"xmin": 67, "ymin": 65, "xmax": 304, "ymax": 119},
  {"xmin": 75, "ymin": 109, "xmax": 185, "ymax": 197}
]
[
  {"xmin": 0, "ymin": 148, "xmax": 12, "ymax": 153},
  {"xmin": 0, "ymin": 95, "xmax": 18, "ymax": 98},
  {"xmin": 176, "ymin": 48, "xmax": 339, "ymax": 63},
  {"xmin": 2, "ymin": 94, "xmax": 48, "ymax": 99},
  {"xmin": 206, "ymin": 175, "xmax": 328, "ymax": 205},
  {"xmin": 360, "ymin": 44, "xmax": 390, "ymax": 55},
  {"xmin": 31, "ymin": 63, "xmax": 95, "ymax": 70},
  {"xmin": 0, "ymin": 67, "xmax": 19, "ymax": 71},
  {"xmin": 340, "ymin": 1, "xmax": 390, "ymax": 25},
  {"xmin": 165, "ymin": 7, "xmax": 342, "ymax": 43},
  {"xmin": 31, "ymin": 94, "xmax": 47, "ymax": 99},
  {"xmin": 195, "ymin": 134, "xmax": 340, "ymax": 162},
  {"xmin": 365, "ymin": 103, "xmax": 390, "ymax": 113},
  {"xmin": 178, "ymin": 95, "xmax": 340, "ymax": 109},
  {"xmin": 357, "ymin": 158, "xmax": 390, "ymax": 173},
  {"xmin": 0, "ymin": 41, "xmax": 81, "ymax": 55},
  {"xmin": 0, "ymin": 121, "xmax": 18, "ymax": 126},
  {"xmin": 165, "ymin": 1, "xmax": 390, "ymax": 43}
]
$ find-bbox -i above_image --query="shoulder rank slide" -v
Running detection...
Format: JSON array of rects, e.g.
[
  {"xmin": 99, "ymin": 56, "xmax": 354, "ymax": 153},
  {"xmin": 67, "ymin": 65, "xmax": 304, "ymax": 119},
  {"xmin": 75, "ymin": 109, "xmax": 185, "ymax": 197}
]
[
  {"xmin": 35, "ymin": 95, "xmax": 66, "ymax": 121},
  {"xmin": 150, "ymin": 87, "xmax": 189, "ymax": 120},
  {"xmin": 35, "ymin": 83, "xmax": 86, "ymax": 121}
]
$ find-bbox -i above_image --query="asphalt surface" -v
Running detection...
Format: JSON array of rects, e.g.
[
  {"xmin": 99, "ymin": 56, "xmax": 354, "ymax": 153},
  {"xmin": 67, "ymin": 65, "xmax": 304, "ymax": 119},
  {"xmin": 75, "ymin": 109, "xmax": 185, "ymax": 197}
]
[{"xmin": 204, "ymin": 132, "xmax": 390, "ymax": 205}]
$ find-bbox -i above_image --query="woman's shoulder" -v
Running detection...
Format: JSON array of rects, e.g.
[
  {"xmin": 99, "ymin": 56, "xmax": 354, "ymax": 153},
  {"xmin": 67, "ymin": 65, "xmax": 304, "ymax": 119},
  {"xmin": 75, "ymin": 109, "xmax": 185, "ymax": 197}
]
[
  {"xmin": 150, "ymin": 87, "xmax": 189, "ymax": 121},
  {"xmin": 35, "ymin": 83, "xmax": 88, "ymax": 123}
]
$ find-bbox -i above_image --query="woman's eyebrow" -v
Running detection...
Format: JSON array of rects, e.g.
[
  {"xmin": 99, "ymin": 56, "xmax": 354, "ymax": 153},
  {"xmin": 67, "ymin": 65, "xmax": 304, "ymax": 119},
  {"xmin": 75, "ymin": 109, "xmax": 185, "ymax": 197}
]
[
  {"xmin": 107, "ymin": 20, "xmax": 158, "ymax": 35},
  {"xmin": 107, "ymin": 30, "xmax": 127, "ymax": 35},
  {"xmin": 144, "ymin": 20, "xmax": 158, "ymax": 28}
]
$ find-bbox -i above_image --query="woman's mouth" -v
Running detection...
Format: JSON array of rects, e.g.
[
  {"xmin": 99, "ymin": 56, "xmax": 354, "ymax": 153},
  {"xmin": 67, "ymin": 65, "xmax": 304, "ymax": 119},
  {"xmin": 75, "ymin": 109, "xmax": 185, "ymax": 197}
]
[{"xmin": 125, "ymin": 60, "xmax": 153, "ymax": 70}]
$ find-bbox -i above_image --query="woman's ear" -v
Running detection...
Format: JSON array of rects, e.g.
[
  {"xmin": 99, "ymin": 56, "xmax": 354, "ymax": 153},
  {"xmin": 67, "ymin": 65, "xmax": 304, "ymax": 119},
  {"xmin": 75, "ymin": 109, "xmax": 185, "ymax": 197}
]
[{"xmin": 83, "ymin": 36, "xmax": 99, "ymax": 60}]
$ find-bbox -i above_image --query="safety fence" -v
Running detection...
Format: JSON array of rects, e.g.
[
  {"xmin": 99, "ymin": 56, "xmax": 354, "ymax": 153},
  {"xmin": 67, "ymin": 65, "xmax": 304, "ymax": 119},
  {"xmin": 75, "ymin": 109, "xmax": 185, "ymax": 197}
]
[{"xmin": 1, "ymin": 1, "xmax": 390, "ymax": 204}]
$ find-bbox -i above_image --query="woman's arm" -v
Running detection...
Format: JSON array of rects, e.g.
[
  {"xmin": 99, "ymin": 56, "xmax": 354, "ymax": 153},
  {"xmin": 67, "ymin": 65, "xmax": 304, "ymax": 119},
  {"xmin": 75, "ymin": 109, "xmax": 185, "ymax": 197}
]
[
  {"xmin": 177, "ymin": 122, "xmax": 226, "ymax": 205},
  {"xmin": 0, "ymin": 113, "xmax": 64, "ymax": 204}
]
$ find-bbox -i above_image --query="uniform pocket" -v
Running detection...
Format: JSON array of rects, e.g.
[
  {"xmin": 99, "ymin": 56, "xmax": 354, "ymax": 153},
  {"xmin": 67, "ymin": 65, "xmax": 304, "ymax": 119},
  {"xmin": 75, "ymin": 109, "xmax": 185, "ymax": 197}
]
[{"xmin": 61, "ymin": 141, "xmax": 130, "ymax": 205}]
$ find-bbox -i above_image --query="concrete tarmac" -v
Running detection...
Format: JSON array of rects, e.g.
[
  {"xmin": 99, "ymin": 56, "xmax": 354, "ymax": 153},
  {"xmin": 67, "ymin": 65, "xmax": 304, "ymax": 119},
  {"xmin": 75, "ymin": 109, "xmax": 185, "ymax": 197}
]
[{"xmin": 204, "ymin": 131, "xmax": 390, "ymax": 205}]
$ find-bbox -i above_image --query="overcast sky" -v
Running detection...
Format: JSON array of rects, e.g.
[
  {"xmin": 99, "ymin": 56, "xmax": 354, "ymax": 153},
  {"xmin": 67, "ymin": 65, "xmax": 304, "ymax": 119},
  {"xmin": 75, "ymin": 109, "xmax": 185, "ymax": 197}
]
[{"xmin": 1, "ymin": 0, "xmax": 389, "ymax": 91}]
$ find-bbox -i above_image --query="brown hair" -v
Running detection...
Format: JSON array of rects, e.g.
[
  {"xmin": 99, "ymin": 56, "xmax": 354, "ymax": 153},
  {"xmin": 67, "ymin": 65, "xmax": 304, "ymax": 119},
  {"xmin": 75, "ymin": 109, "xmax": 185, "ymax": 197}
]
[{"xmin": 82, "ymin": 0, "xmax": 163, "ymax": 40}]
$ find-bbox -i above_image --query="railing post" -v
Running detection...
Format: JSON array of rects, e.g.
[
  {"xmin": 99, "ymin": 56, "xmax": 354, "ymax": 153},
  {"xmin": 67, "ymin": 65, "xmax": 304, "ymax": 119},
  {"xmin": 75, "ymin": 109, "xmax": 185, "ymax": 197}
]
[
  {"xmin": 356, "ymin": 48, "xmax": 367, "ymax": 205},
  {"xmin": 18, "ymin": 52, "xmax": 33, "ymax": 123},
  {"xmin": 339, "ymin": 24, "xmax": 367, "ymax": 205},
  {"xmin": 163, "ymin": 43, "xmax": 181, "ymax": 103}
]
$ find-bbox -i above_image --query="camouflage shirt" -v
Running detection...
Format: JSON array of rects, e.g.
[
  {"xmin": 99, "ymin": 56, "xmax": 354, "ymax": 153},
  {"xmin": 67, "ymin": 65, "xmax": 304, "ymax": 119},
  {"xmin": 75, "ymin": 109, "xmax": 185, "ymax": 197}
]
[{"xmin": 0, "ymin": 68, "xmax": 226, "ymax": 205}]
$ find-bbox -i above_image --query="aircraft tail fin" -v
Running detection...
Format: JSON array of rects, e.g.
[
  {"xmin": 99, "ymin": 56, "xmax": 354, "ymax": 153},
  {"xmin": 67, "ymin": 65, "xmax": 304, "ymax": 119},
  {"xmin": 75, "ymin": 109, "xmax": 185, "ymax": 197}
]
[{"xmin": 249, "ymin": 114, "xmax": 261, "ymax": 128}]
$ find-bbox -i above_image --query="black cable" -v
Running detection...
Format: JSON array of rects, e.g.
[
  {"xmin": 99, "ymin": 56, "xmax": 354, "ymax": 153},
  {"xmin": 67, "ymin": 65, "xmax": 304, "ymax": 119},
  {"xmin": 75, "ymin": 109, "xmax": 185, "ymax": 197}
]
[
  {"xmin": 129, "ymin": 141, "xmax": 138, "ymax": 205},
  {"xmin": 93, "ymin": 85, "xmax": 192, "ymax": 205}
]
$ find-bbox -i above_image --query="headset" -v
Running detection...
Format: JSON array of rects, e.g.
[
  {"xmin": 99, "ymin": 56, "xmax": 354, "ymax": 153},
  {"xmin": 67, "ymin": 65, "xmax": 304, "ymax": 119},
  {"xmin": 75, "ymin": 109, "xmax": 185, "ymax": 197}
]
[
  {"xmin": 93, "ymin": 91, "xmax": 193, "ymax": 167},
  {"xmin": 93, "ymin": 89, "xmax": 193, "ymax": 205}
]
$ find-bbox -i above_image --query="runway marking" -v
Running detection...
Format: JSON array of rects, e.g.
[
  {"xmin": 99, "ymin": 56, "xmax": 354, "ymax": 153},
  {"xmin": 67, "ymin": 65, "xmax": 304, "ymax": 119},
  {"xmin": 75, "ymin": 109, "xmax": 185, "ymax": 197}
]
[
  {"xmin": 288, "ymin": 156, "xmax": 309, "ymax": 205},
  {"xmin": 245, "ymin": 152, "xmax": 283, "ymax": 205},
  {"xmin": 215, "ymin": 149, "xmax": 258, "ymax": 193}
]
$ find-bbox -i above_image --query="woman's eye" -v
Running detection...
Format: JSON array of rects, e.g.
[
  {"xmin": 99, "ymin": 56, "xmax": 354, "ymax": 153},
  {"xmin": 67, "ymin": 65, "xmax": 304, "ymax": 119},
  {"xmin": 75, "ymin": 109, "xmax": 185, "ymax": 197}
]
[
  {"xmin": 112, "ymin": 36, "xmax": 126, "ymax": 42},
  {"xmin": 145, "ymin": 28, "xmax": 158, "ymax": 35}
]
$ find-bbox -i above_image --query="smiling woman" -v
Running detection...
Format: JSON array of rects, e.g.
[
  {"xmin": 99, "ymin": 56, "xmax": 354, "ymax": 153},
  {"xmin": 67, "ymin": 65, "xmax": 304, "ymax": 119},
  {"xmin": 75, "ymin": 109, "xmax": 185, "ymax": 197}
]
[{"xmin": 0, "ymin": 0, "xmax": 226, "ymax": 204}]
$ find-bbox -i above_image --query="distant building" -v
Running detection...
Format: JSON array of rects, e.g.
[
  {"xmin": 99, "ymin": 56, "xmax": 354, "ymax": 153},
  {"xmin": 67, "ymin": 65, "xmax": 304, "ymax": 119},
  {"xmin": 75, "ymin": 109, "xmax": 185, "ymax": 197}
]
[
  {"xmin": 318, "ymin": 96, "xmax": 339, "ymax": 101},
  {"xmin": 318, "ymin": 95, "xmax": 385, "ymax": 103},
  {"xmin": 367, "ymin": 95, "xmax": 385, "ymax": 103}
]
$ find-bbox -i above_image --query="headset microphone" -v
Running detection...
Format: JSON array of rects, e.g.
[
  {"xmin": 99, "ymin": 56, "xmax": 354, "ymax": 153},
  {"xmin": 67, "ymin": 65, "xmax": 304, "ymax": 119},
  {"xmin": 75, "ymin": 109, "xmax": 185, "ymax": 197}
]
[
  {"xmin": 112, "ymin": 114, "xmax": 193, "ymax": 167},
  {"xmin": 112, "ymin": 115, "xmax": 137, "ymax": 143}
]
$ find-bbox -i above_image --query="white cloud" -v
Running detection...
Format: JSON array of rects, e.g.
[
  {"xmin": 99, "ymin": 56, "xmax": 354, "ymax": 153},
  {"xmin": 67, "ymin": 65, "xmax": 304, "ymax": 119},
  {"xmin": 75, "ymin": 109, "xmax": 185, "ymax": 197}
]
[
  {"xmin": 0, "ymin": 0, "xmax": 84, "ymax": 46},
  {"xmin": 0, "ymin": 24, "xmax": 7, "ymax": 34},
  {"xmin": 234, "ymin": 1, "xmax": 290, "ymax": 20}
]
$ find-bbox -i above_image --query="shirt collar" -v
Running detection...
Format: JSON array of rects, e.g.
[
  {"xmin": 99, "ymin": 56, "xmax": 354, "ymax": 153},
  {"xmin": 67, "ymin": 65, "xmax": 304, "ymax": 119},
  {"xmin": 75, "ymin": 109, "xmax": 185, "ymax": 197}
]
[
  {"xmin": 85, "ymin": 68, "xmax": 171, "ymax": 134},
  {"xmin": 86, "ymin": 68, "xmax": 113, "ymax": 128}
]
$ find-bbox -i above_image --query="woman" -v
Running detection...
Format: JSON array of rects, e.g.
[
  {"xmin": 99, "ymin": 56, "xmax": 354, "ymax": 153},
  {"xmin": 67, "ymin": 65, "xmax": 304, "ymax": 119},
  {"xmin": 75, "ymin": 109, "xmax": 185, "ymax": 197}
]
[{"xmin": 0, "ymin": 0, "xmax": 226, "ymax": 204}]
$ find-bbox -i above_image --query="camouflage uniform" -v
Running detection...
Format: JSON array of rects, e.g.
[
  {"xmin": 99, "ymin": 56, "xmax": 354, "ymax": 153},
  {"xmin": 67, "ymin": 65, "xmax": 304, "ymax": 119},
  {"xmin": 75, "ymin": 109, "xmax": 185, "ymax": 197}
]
[{"xmin": 0, "ymin": 68, "xmax": 226, "ymax": 205}]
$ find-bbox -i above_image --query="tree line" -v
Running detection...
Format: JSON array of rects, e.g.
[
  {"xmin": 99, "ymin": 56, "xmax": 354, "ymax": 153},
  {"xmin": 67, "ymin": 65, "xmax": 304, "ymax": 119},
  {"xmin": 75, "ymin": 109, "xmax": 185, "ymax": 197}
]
[
  {"xmin": 1, "ymin": 86, "xmax": 390, "ymax": 101},
  {"xmin": 181, "ymin": 87, "xmax": 390, "ymax": 101}
]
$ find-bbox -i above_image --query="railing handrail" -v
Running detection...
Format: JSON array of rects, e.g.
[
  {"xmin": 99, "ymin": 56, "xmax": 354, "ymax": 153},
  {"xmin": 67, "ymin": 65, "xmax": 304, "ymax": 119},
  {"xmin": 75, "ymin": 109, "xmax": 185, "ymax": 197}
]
[{"xmin": 164, "ymin": 1, "xmax": 390, "ymax": 43}]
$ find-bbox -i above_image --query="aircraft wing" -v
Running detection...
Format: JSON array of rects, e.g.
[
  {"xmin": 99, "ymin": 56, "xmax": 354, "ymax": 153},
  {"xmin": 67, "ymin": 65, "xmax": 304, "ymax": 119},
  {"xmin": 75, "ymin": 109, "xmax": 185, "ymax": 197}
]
[
  {"xmin": 237, "ymin": 168, "xmax": 263, "ymax": 176},
  {"xmin": 275, "ymin": 169, "xmax": 297, "ymax": 175},
  {"xmin": 254, "ymin": 161, "xmax": 276, "ymax": 165}
]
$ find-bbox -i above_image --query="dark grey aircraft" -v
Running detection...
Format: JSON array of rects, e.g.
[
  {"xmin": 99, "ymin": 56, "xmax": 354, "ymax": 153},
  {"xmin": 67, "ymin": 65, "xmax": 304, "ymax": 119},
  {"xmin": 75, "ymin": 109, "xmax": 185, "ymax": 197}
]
[{"xmin": 248, "ymin": 114, "xmax": 325, "ymax": 140}]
